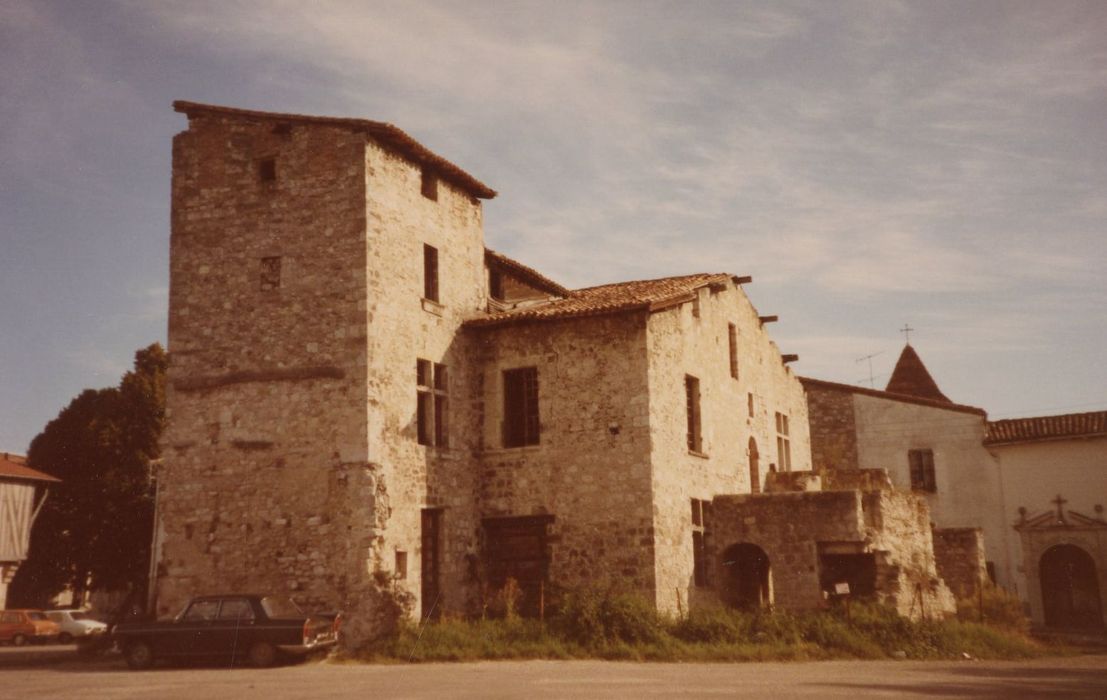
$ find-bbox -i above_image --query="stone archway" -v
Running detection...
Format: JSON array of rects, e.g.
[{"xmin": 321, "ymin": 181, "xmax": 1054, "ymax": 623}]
[
  {"xmin": 1040, "ymin": 544, "xmax": 1103, "ymax": 630},
  {"xmin": 748, "ymin": 438, "xmax": 760, "ymax": 494},
  {"xmin": 721, "ymin": 543, "xmax": 771, "ymax": 610}
]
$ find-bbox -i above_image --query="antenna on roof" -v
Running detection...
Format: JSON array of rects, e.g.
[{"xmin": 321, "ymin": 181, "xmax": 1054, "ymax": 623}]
[{"xmin": 855, "ymin": 351, "xmax": 884, "ymax": 389}]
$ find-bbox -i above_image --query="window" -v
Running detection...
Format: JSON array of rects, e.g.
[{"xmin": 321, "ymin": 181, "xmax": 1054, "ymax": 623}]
[
  {"xmin": 747, "ymin": 392, "xmax": 755, "ymax": 418},
  {"xmin": 686, "ymin": 375, "xmax": 702, "ymax": 453},
  {"xmin": 691, "ymin": 498, "xmax": 713, "ymax": 587},
  {"xmin": 417, "ymin": 360, "xmax": 449, "ymax": 447},
  {"xmin": 775, "ymin": 412, "xmax": 791, "ymax": 471},
  {"xmin": 260, "ymin": 256, "xmax": 281, "ymax": 291},
  {"xmin": 503, "ymin": 367, "xmax": 539, "ymax": 447},
  {"xmin": 395, "ymin": 550, "xmax": 408, "ymax": 580},
  {"xmin": 908, "ymin": 449, "xmax": 936, "ymax": 492},
  {"xmin": 423, "ymin": 244, "xmax": 439, "ymax": 302},
  {"xmin": 728, "ymin": 323, "xmax": 739, "ymax": 379},
  {"xmin": 258, "ymin": 157, "xmax": 276, "ymax": 182},
  {"xmin": 489, "ymin": 268, "xmax": 504, "ymax": 301},
  {"xmin": 183, "ymin": 600, "xmax": 219, "ymax": 621},
  {"xmin": 691, "ymin": 294, "xmax": 701, "ymax": 318},
  {"xmin": 218, "ymin": 599, "xmax": 255, "ymax": 621},
  {"xmin": 421, "ymin": 167, "xmax": 438, "ymax": 201}
]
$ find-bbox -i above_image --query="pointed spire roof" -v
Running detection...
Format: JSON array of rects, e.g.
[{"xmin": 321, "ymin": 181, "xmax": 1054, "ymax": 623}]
[{"xmin": 885, "ymin": 344, "xmax": 950, "ymax": 403}]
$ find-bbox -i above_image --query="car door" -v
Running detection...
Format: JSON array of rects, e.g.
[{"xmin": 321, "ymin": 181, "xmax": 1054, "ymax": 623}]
[
  {"xmin": 213, "ymin": 598, "xmax": 257, "ymax": 661},
  {"xmin": 163, "ymin": 599, "xmax": 221, "ymax": 658}
]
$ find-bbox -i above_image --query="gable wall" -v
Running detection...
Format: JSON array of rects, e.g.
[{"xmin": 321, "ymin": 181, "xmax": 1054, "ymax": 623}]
[{"xmin": 646, "ymin": 282, "xmax": 811, "ymax": 614}]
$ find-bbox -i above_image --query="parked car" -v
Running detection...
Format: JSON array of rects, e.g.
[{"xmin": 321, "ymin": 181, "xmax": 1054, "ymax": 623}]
[
  {"xmin": 45, "ymin": 609, "xmax": 109, "ymax": 644},
  {"xmin": 0, "ymin": 610, "xmax": 61, "ymax": 645},
  {"xmin": 112, "ymin": 594, "xmax": 339, "ymax": 669}
]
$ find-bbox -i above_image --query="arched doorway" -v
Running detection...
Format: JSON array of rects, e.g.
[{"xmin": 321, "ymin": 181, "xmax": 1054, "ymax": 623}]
[
  {"xmin": 1040, "ymin": 544, "xmax": 1103, "ymax": 630},
  {"xmin": 721, "ymin": 543, "xmax": 771, "ymax": 610},
  {"xmin": 748, "ymin": 438, "xmax": 760, "ymax": 494}
]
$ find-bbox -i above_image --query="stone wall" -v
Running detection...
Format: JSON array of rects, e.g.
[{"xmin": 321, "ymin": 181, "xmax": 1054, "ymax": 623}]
[
  {"xmin": 646, "ymin": 281, "xmax": 812, "ymax": 614},
  {"xmin": 711, "ymin": 489, "xmax": 955, "ymax": 617},
  {"xmin": 471, "ymin": 313, "xmax": 656, "ymax": 598},
  {"xmin": 159, "ymin": 114, "xmax": 373, "ymax": 617},
  {"xmin": 933, "ymin": 527, "xmax": 987, "ymax": 598},
  {"xmin": 803, "ymin": 382, "xmax": 860, "ymax": 471}
]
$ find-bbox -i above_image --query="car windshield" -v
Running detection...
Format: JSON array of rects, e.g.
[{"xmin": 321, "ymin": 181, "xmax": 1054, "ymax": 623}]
[
  {"xmin": 27, "ymin": 612, "xmax": 47, "ymax": 620},
  {"xmin": 260, "ymin": 596, "xmax": 303, "ymax": 619}
]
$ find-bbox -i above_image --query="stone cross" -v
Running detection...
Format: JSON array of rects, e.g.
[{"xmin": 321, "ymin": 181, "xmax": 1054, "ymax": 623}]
[
  {"xmin": 900, "ymin": 324, "xmax": 914, "ymax": 344},
  {"xmin": 1052, "ymin": 494, "xmax": 1067, "ymax": 521}
]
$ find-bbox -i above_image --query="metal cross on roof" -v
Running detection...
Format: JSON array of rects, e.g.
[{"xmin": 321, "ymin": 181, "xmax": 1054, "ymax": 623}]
[{"xmin": 900, "ymin": 324, "xmax": 915, "ymax": 344}]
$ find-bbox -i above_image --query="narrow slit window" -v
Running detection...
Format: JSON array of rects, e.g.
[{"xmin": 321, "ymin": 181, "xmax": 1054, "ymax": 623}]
[
  {"xmin": 260, "ymin": 256, "xmax": 282, "ymax": 291},
  {"xmin": 685, "ymin": 375, "xmax": 702, "ymax": 453},
  {"xmin": 728, "ymin": 323, "xmax": 739, "ymax": 379},
  {"xmin": 423, "ymin": 244, "xmax": 439, "ymax": 302}
]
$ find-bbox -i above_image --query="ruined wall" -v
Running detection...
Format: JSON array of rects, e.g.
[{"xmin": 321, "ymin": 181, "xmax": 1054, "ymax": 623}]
[
  {"xmin": 472, "ymin": 313, "xmax": 656, "ymax": 598},
  {"xmin": 159, "ymin": 114, "xmax": 372, "ymax": 615},
  {"xmin": 933, "ymin": 527, "xmax": 987, "ymax": 598},
  {"xmin": 646, "ymin": 281, "xmax": 812, "ymax": 614},
  {"xmin": 711, "ymin": 490, "xmax": 955, "ymax": 617},
  {"xmin": 862, "ymin": 491, "xmax": 956, "ymax": 617},
  {"xmin": 804, "ymin": 382, "xmax": 860, "ymax": 471},
  {"xmin": 851, "ymin": 394, "xmax": 1010, "ymax": 589},
  {"xmin": 361, "ymin": 140, "xmax": 488, "ymax": 619}
]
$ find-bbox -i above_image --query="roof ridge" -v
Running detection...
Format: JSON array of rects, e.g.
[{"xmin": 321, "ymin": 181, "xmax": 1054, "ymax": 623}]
[
  {"xmin": 173, "ymin": 100, "xmax": 496, "ymax": 199},
  {"xmin": 572, "ymin": 272, "xmax": 729, "ymax": 295},
  {"xmin": 799, "ymin": 376, "xmax": 987, "ymax": 416}
]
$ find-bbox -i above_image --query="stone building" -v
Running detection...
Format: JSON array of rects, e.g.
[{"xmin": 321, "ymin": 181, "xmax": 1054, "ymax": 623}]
[
  {"xmin": 804, "ymin": 343, "xmax": 1107, "ymax": 630},
  {"xmin": 155, "ymin": 101, "xmax": 954, "ymax": 633}
]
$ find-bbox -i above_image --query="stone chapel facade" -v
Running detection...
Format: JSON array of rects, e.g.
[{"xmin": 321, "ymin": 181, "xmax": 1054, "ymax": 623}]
[{"xmin": 155, "ymin": 102, "xmax": 956, "ymax": 633}]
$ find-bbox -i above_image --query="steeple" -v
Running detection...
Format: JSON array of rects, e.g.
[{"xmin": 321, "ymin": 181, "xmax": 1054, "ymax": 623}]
[{"xmin": 885, "ymin": 344, "xmax": 950, "ymax": 403}]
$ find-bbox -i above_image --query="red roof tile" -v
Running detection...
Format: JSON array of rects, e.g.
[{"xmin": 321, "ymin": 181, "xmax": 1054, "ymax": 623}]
[
  {"xmin": 800, "ymin": 377, "xmax": 986, "ymax": 416},
  {"xmin": 985, "ymin": 410, "xmax": 1107, "ymax": 446},
  {"xmin": 465, "ymin": 273, "xmax": 733, "ymax": 328},
  {"xmin": 0, "ymin": 453, "xmax": 60, "ymax": 482},
  {"xmin": 885, "ymin": 344, "xmax": 950, "ymax": 403},
  {"xmin": 173, "ymin": 101, "xmax": 497, "ymax": 199},
  {"xmin": 485, "ymin": 249, "xmax": 570, "ymax": 297}
]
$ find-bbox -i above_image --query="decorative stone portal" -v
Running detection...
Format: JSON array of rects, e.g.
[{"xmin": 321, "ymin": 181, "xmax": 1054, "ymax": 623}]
[
  {"xmin": 720, "ymin": 543, "xmax": 771, "ymax": 609},
  {"xmin": 1040, "ymin": 544, "xmax": 1103, "ymax": 630}
]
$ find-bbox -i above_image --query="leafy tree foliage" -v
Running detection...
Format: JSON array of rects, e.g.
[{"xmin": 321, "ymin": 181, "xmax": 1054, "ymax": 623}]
[{"xmin": 9, "ymin": 344, "xmax": 166, "ymax": 607}]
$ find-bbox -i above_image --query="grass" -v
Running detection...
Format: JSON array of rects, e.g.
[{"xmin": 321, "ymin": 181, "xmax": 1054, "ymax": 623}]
[{"xmin": 346, "ymin": 587, "xmax": 1053, "ymax": 664}]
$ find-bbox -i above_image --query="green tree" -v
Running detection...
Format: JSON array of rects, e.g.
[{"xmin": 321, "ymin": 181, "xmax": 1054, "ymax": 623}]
[{"xmin": 9, "ymin": 344, "xmax": 167, "ymax": 608}]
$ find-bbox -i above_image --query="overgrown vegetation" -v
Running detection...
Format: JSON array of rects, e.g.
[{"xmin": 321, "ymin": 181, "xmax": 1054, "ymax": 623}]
[{"xmin": 349, "ymin": 585, "xmax": 1050, "ymax": 663}]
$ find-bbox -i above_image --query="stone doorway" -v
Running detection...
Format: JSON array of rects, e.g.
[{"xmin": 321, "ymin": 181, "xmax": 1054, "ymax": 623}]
[
  {"xmin": 1040, "ymin": 544, "xmax": 1103, "ymax": 630},
  {"xmin": 721, "ymin": 543, "xmax": 771, "ymax": 610}
]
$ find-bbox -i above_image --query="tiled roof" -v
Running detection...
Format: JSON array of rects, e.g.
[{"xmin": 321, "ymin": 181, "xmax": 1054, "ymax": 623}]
[
  {"xmin": 485, "ymin": 249, "xmax": 570, "ymax": 297},
  {"xmin": 799, "ymin": 377, "xmax": 987, "ymax": 416},
  {"xmin": 465, "ymin": 272, "xmax": 732, "ymax": 328},
  {"xmin": 173, "ymin": 101, "xmax": 497, "ymax": 199},
  {"xmin": 984, "ymin": 410, "xmax": 1107, "ymax": 446},
  {"xmin": 885, "ymin": 344, "xmax": 950, "ymax": 403},
  {"xmin": 0, "ymin": 453, "xmax": 60, "ymax": 482}
]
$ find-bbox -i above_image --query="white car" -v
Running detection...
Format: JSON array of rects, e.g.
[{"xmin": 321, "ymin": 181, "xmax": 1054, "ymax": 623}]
[{"xmin": 45, "ymin": 610, "xmax": 108, "ymax": 644}]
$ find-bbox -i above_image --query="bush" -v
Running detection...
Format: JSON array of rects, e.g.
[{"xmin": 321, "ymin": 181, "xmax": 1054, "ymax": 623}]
[
  {"xmin": 956, "ymin": 586, "xmax": 1029, "ymax": 632},
  {"xmin": 671, "ymin": 607, "xmax": 752, "ymax": 644},
  {"xmin": 553, "ymin": 586, "xmax": 665, "ymax": 647}
]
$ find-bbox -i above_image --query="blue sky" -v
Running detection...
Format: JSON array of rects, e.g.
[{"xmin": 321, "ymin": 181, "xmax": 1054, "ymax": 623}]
[{"xmin": 2, "ymin": 0, "xmax": 1105, "ymax": 452}]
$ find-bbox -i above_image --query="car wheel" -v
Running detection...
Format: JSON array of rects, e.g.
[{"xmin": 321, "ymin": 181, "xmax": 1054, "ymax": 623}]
[
  {"xmin": 58, "ymin": 632, "xmax": 74, "ymax": 644},
  {"xmin": 124, "ymin": 640, "xmax": 155, "ymax": 670},
  {"xmin": 246, "ymin": 641, "xmax": 277, "ymax": 668},
  {"xmin": 12, "ymin": 633, "xmax": 27, "ymax": 647}
]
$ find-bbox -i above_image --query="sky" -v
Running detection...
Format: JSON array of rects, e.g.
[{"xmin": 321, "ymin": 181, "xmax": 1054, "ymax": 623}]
[{"xmin": 2, "ymin": 0, "xmax": 1105, "ymax": 453}]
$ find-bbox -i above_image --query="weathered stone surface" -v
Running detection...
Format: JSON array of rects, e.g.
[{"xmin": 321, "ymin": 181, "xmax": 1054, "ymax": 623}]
[{"xmin": 933, "ymin": 527, "xmax": 987, "ymax": 598}]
